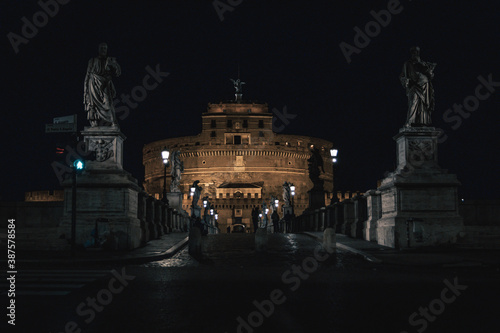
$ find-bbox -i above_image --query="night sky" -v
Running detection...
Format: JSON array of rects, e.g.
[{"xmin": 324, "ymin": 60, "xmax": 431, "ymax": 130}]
[{"xmin": 1, "ymin": 0, "xmax": 499, "ymax": 201}]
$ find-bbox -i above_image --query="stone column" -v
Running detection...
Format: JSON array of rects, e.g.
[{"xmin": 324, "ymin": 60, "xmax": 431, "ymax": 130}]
[
  {"xmin": 353, "ymin": 195, "xmax": 367, "ymax": 239},
  {"xmin": 343, "ymin": 199, "xmax": 355, "ymax": 237},
  {"xmin": 154, "ymin": 200, "xmax": 163, "ymax": 237},
  {"xmin": 146, "ymin": 196, "xmax": 156, "ymax": 240},
  {"xmin": 166, "ymin": 207, "xmax": 173, "ymax": 233},
  {"xmin": 160, "ymin": 201, "xmax": 168, "ymax": 234},
  {"xmin": 335, "ymin": 202, "xmax": 345, "ymax": 234},
  {"xmin": 364, "ymin": 190, "xmax": 381, "ymax": 242},
  {"xmin": 138, "ymin": 191, "xmax": 149, "ymax": 245},
  {"xmin": 319, "ymin": 207, "xmax": 326, "ymax": 231}
]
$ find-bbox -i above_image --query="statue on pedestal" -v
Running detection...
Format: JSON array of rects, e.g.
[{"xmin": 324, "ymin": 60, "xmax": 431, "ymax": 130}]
[
  {"xmin": 84, "ymin": 43, "xmax": 121, "ymax": 127},
  {"xmin": 307, "ymin": 146, "xmax": 325, "ymax": 188},
  {"xmin": 191, "ymin": 180, "xmax": 202, "ymax": 208},
  {"xmin": 400, "ymin": 46, "xmax": 436, "ymax": 127},
  {"xmin": 170, "ymin": 151, "xmax": 184, "ymax": 192},
  {"xmin": 282, "ymin": 182, "xmax": 291, "ymax": 206}
]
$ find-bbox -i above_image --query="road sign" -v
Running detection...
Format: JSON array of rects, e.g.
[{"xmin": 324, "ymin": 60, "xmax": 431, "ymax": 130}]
[
  {"xmin": 45, "ymin": 123, "xmax": 77, "ymax": 133},
  {"xmin": 53, "ymin": 115, "xmax": 76, "ymax": 124}
]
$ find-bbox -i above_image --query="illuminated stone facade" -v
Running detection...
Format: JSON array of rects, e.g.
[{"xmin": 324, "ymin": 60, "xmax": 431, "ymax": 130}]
[{"xmin": 143, "ymin": 101, "xmax": 334, "ymax": 232}]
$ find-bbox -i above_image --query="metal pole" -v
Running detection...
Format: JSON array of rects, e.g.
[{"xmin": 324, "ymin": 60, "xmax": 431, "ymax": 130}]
[
  {"xmin": 406, "ymin": 218, "xmax": 412, "ymax": 248},
  {"xmin": 332, "ymin": 161, "xmax": 335, "ymax": 204},
  {"xmin": 163, "ymin": 164, "xmax": 167, "ymax": 201},
  {"xmin": 71, "ymin": 166, "xmax": 76, "ymax": 258}
]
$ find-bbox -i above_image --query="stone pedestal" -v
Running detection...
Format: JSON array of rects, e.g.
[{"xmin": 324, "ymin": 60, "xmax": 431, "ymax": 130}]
[
  {"xmin": 58, "ymin": 126, "xmax": 142, "ymax": 250},
  {"xmin": 377, "ymin": 127, "xmax": 463, "ymax": 249},
  {"xmin": 191, "ymin": 206, "xmax": 202, "ymax": 219},
  {"xmin": 307, "ymin": 189, "xmax": 326, "ymax": 210},
  {"xmin": 167, "ymin": 192, "xmax": 183, "ymax": 212},
  {"xmin": 283, "ymin": 205, "xmax": 293, "ymax": 217}
]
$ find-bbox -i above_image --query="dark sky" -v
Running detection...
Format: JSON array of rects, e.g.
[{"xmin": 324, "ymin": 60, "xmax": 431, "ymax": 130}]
[{"xmin": 1, "ymin": 0, "xmax": 499, "ymax": 201}]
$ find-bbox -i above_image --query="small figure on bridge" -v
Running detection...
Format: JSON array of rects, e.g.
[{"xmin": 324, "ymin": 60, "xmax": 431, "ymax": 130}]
[
  {"xmin": 251, "ymin": 207, "xmax": 259, "ymax": 233},
  {"xmin": 272, "ymin": 210, "xmax": 280, "ymax": 233}
]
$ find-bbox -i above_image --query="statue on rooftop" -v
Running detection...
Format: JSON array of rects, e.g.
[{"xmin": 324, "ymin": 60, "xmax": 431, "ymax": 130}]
[
  {"xmin": 84, "ymin": 43, "xmax": 121, "ymax": 127},
  {"xmin": 400, "ymin": 46, "xmax": 436, "ymax": 127},
  {"xmin": 230, "ymin": 78, "xmax": 245, "ymax": 93}
]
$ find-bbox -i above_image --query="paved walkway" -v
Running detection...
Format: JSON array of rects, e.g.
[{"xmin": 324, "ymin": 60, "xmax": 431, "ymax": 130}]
[
  {"xmin": 304, "ymin": 231, "xmax": 500, "ymax": 268},
  {"xmin": 8, "ymin": 232, "xmax": 188, "ymax": 265}
]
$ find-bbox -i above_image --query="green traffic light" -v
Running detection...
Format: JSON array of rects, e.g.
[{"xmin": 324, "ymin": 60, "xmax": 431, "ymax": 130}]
[{"xmin": 74, "ymin": 159, "xmax": 85, "ymax": 170}]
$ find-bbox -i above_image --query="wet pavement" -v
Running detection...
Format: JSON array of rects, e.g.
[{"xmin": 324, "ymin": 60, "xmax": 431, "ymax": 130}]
[{"xmin": 8, "ymin": 233, "xmax": 500, "ymax": 333}]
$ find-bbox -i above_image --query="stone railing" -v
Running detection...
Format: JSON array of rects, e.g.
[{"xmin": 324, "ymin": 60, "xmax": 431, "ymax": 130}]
[
  {"xmin": 296, "ymin": 192, "xmax": 500, "ymax": 249},
  {"xmin": 138, "ymin": 191, "xmax": 190, "ymax": 246}
]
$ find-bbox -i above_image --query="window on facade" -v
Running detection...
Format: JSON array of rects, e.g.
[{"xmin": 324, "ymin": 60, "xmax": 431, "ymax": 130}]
[
  {"xmin": 243, "ymin": 120, "xmax": 248, "ymax": 128},
  {"xmin": 234, "ymin": 135, "xmax": 241, "ymax": 144},
  {"xmin": 258, "ymin": 120, "xmax": 264, "ymax": 128},
  {"xmin": 259, "ymin": 131, "xmax": 264, "ymax": 137},
  {"xmin": 210, "ymin": 119, "xmax": 216, "ymax": 128},
  {"xmin": 227, "ymin": 119, "xmax": 233, "ymax": 128},
  {"xmin": 254, "ymin": 193, "xmax": 258, "ymax": 198},
  {"xmin": 210, "ymin": 131, "xmax": 216, "ymax": 137}
]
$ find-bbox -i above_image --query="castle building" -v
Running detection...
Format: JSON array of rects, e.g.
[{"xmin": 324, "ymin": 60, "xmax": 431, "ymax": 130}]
[{"xmin": 143, "ymin": 97, "xmax": 334, "ymax": 232}]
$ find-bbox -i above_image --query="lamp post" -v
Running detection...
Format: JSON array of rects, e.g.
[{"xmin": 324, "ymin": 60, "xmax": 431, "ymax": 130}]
[
  {"xmin": 330, "ymin": 148, "xmax": 338, "ymax": 204},
  {"xmin": 71, "ymin": 158, "xmax": 85, "ymax": 258},
  {"xmin": 290, "ymin": 184, "xmax": 296, "ymax": 215},
  {"xmin": 161, "ymin": 148, "xmax": 170, "ymax": 205}
]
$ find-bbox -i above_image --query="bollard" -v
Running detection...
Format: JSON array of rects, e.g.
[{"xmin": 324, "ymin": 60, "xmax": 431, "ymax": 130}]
[
  {"xmin": 255, "ymin": 228, "xmax": 268, "ymax": 252},
  {"xmin": 323, "ymin": 227, "xmax": 336, "ymax": 255}
]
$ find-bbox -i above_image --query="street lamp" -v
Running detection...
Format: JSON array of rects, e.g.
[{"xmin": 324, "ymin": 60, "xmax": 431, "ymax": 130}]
[
  {"xmin": 274, "ymin": 199, "xmax": 279, "ymax": 208},
  {"xmin": 190, "ymin": 186, "xmax": 195, "ymax": 197},
  {"xmin": 203, "ymin": 199, "xmax": 208, "ymax": 208},
  {"xmin": 330, "ymin": 148, "xmax": 339, "ymax": 204},
  {"xmin": 290, "ymin": 183, "xmax": 295, "ymax": 215},
  {"xmin": 161, "ymin": 147, "xmax": 170, "ymax": 204}
]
